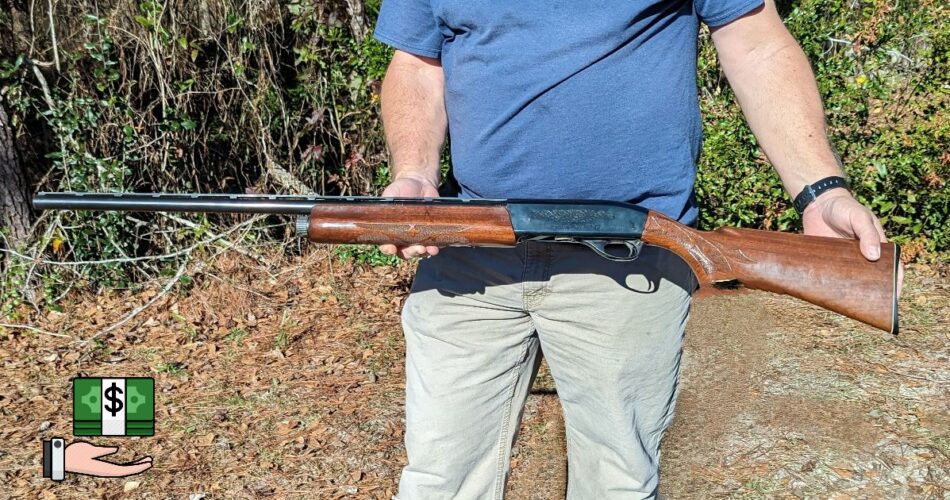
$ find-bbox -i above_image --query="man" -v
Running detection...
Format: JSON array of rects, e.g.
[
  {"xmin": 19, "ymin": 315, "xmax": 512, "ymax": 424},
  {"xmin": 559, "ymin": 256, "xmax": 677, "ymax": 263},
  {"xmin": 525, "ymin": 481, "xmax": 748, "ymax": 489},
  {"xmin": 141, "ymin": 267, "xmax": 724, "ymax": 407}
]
[{"xmin": 373, "ymin": 0, "xmax": 890, "ymax": 498}]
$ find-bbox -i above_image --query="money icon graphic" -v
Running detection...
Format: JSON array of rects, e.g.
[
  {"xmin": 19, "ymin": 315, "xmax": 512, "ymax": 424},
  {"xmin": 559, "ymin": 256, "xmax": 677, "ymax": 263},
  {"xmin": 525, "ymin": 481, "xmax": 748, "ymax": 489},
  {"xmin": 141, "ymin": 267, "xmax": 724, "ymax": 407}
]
[{"xmin": 73, "ymin": 378, "xmax": 154, "ymax": 436}]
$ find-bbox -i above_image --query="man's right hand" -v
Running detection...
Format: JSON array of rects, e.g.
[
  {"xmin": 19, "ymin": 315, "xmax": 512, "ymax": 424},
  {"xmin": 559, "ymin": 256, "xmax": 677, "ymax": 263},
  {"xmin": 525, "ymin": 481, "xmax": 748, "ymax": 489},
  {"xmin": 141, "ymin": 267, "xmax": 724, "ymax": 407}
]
[
  {"xmin": 379, "ymin": 173, "xmax": 441, "ymax": 259},
  {"xmin": 378, "ymin": 49, "xmax": 447, "ymax": 259}
]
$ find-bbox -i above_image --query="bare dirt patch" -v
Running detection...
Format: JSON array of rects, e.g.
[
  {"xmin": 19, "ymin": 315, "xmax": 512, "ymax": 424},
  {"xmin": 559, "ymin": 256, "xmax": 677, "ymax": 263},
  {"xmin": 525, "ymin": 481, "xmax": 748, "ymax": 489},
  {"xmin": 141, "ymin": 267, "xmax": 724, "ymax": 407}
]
[
  {"xmin": 0, "ymin": 251, "xmax": 947, "ymax": 498},
  {"xmin": 663, "ymin": 266, "xmax": 950, "ymax": 498}
]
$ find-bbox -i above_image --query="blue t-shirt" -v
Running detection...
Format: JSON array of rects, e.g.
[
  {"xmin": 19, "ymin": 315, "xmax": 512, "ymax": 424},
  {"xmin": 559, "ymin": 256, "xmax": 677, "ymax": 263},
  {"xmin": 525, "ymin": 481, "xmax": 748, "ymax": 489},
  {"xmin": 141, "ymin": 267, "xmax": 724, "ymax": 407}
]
[{"xmin": 375, "ymin": 0, "xmax": 763, "ymax": 223}]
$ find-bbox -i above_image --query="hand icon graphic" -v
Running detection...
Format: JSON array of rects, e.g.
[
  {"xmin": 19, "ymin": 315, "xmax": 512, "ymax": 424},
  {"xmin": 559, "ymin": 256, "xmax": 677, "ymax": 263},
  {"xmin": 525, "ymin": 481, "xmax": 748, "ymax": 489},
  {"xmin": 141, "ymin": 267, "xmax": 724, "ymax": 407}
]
[
  {"xmin": 43, "ymin": 438, "xmax": 153, "ymax": 480},
  {"xmin": 65, "ymin": 441, "xmax": 153, "ymax": 477}
]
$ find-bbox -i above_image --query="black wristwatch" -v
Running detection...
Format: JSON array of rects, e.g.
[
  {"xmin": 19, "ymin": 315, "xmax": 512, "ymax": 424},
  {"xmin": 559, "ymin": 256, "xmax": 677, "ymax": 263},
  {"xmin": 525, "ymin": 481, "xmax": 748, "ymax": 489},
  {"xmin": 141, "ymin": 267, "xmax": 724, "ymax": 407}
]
[{"xmin": 793, "ymin": 176, "xmax": 850, "ymax": 215}]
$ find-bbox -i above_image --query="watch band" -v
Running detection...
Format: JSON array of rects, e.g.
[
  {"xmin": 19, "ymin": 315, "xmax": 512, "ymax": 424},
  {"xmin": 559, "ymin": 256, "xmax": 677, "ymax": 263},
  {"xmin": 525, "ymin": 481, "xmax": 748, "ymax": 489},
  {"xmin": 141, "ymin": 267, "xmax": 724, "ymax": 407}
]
[{"xmin": 794, "ymin": 176, "xmax": 850, "ymax": 214}]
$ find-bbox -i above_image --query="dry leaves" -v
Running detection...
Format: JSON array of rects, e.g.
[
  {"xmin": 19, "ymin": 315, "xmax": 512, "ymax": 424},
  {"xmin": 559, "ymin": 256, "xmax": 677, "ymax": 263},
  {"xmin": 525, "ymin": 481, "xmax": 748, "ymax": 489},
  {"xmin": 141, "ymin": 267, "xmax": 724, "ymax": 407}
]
[{"xmin": 2, "ymin": 250, "xmax": 948, "ymax": 498}]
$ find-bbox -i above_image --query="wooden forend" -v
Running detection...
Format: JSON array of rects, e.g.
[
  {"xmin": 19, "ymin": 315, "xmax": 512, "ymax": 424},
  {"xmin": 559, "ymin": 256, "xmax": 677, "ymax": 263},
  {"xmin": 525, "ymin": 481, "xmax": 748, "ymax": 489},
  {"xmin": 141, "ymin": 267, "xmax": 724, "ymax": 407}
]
[{"xmin": 307, "ymin": 203, "xmax": 517, "ymax": 247}]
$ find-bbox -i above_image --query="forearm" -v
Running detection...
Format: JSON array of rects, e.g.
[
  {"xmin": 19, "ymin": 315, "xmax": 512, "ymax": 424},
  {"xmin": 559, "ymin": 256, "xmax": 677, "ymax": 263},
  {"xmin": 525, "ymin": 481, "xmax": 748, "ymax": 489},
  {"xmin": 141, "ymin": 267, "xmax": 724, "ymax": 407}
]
[
  {"xmin": 712, "ymin": 3, "xmax": 842, "ymax": 198},
  {"xmin": 380, "ymin": 50, "xmax": 447, "ymax": 186}
]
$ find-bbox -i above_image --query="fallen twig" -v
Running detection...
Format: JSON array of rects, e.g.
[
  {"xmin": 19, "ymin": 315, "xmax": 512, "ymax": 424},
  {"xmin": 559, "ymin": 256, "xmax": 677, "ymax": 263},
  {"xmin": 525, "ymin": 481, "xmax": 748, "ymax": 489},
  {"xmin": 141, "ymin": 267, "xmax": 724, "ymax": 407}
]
[{"xmin": 0, "ymin": 322, "xmax": 70, "ymax": 338}]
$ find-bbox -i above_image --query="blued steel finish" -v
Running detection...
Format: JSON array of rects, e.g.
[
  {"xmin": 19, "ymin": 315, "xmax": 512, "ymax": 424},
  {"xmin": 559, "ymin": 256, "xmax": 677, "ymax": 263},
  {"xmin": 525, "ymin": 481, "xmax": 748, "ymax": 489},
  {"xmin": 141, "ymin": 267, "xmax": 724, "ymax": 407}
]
[
  {"xmin": 506, "ymin": 201, "xmax": 647, "ymax": 240},
  {"xmin": 34, "ymin": 192, "xmax": 321, "ymax": 214},
  {"xmin": 32, "ymin": 192, "xmax": 507, "ymax": 214}
]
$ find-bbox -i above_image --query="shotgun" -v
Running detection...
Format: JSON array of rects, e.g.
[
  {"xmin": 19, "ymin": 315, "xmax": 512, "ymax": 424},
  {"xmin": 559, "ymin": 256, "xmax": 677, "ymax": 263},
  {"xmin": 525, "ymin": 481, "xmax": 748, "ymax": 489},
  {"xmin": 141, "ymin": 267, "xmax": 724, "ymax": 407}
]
[{"xmin": 32, "ymin": 192, "xmax": 900, "ymax": 334}]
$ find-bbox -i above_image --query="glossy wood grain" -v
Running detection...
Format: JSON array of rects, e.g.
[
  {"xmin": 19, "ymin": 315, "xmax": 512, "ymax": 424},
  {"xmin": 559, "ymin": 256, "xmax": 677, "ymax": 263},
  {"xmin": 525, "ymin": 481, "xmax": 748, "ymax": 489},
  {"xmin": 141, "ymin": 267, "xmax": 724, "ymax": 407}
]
[
  {"xmin": 307, "ymin": 203, "xmax": 517, "ymax": 247},
  {"xmin": 642, "ymin": 211, "xmax": 899, "ymax": 333}
]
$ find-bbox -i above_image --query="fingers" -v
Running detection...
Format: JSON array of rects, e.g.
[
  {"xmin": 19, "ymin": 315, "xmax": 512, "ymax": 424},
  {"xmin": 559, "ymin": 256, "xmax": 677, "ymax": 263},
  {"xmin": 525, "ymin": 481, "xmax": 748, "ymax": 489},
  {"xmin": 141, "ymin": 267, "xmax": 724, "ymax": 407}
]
[
  {"xmin": 89, "ymin": 444, "xmax": 119, "ymax": 458},
  {"xmin": 87, "ymin": 457, "xmax": 153, "ymax": 477},
  {"xmin": 66, "ymin": 452, "xmax": 153, "ymax": 477},
  {"xmin": 853, "ymin": 210, "xmax": 883, "ymax": 261},
  {"xmin": 399, "ymin": 245, "xmax": 430, "ymax": 259},
  {"xmin": 380, "ymin": 244, "xmax": 440, "ymax": 259}
]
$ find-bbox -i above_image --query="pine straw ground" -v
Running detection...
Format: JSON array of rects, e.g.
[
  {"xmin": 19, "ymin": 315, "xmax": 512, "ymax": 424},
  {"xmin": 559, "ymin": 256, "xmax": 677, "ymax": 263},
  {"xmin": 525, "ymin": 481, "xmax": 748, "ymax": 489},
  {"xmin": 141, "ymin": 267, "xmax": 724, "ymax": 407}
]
[{"xmin": 0, "ymin": 248, "xmax": 947, "ymax": 499}]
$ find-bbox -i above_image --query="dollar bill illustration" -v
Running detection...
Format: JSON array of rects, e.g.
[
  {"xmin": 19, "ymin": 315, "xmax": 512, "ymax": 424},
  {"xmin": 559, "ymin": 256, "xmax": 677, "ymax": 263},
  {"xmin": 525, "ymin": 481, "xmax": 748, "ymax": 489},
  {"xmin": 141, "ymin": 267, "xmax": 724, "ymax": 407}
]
[{"xmin": 73, "ymin": 378, "xmax": 154, "ymax": 436}]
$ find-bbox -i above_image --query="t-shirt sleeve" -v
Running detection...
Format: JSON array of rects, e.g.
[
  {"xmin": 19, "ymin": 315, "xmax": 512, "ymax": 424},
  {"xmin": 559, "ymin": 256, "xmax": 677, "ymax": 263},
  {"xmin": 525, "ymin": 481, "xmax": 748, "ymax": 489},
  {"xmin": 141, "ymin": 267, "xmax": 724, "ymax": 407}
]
[
  {"xmin": 374, "ymin": 0, "xmax": 443, "ymax": 58},
  {"xmin": 694, "ymin": 0, "xmax": 765, "ymax": 27}
]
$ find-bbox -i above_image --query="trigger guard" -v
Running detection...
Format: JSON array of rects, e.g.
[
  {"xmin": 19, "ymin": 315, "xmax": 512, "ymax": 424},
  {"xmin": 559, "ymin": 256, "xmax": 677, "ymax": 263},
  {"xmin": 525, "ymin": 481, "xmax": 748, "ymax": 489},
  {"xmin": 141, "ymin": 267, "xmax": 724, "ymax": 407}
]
[{"xmin": 579, "ymin": 239, "xmax": 643, "ymax": 262}]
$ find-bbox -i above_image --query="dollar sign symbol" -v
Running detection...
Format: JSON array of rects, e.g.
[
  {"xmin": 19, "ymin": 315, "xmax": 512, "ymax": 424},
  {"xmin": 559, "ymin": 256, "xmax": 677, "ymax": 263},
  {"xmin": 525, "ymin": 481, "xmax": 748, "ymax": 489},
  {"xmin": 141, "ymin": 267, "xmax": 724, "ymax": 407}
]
[{"xmin": 104, "ymin": 382, "xmax": 124, "ymax": 417}]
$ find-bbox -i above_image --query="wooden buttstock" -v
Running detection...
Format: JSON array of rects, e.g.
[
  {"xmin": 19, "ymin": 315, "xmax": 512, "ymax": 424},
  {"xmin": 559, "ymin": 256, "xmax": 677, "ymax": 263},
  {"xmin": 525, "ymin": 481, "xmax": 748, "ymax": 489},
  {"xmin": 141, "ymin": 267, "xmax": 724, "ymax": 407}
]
[
  {"xmin": 305, "ymin": 203, "xmax": 517, "ymax": 247},
  {"xmin": 643, "ymin": 212, "xmax": 900, "ymax": 334}
]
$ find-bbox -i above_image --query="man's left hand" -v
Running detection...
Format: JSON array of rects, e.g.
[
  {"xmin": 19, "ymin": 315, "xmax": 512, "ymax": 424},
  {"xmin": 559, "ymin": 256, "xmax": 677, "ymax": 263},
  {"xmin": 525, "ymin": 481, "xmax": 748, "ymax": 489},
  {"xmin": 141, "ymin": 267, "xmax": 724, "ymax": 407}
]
[
  {"xmin": 801, "ymin": 188, "xmax": 885, "ymax": 261},
  {"xmin": 801, "ymin": 188, "xmax": 904, "ymax": 293}
]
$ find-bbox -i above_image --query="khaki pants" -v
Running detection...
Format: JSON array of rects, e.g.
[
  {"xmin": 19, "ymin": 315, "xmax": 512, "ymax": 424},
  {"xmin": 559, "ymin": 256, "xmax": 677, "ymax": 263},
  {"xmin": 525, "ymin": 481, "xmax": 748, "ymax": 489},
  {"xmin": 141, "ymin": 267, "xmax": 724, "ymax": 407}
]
[{"xmin": 398, "ymin": 241, "xmax": 696, "ymax": 499}]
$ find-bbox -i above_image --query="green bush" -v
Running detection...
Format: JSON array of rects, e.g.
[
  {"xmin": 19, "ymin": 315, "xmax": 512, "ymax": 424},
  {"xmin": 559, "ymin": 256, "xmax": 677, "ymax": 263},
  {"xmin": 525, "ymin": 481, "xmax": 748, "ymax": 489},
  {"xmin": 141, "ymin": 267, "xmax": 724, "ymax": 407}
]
[{"xmin": 696, "ymin": 0, "xmax": 949, "ymax": 255}]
